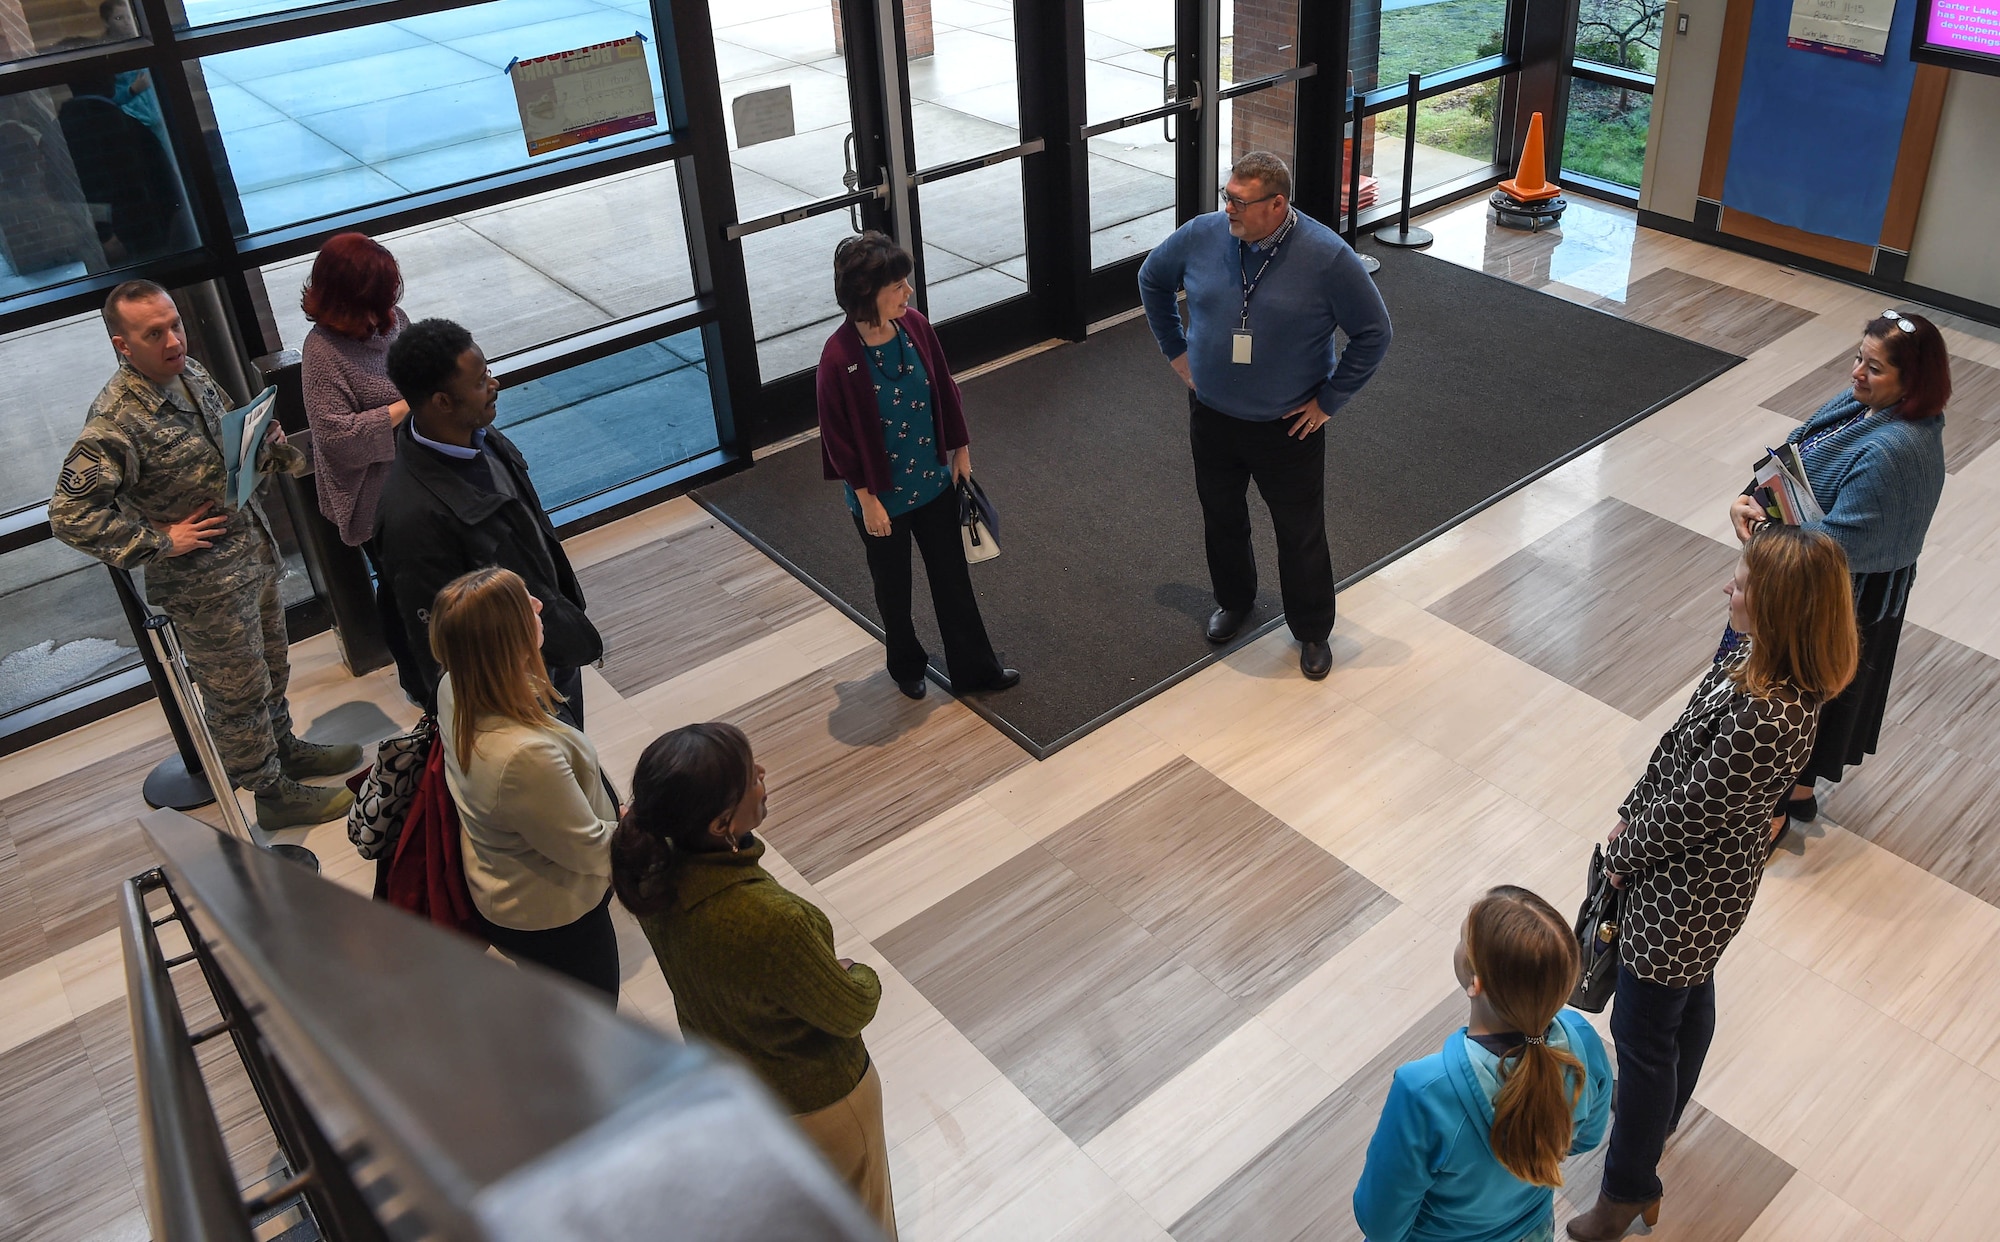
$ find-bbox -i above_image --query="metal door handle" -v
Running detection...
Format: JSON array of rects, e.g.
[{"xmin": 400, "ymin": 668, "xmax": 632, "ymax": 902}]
[
  {"xmin": 1162, "ymin": 55, "xmax": 1176, "ymax": 143},
  {"xmin": 843, "ymin": 131, "xmax": 862, "ymax": 232}
]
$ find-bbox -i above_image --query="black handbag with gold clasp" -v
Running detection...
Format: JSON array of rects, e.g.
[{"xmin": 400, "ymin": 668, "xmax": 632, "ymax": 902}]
[{"xmin": 1570, "ymin": 845, "xmax": 1625, "ymax": 1012}]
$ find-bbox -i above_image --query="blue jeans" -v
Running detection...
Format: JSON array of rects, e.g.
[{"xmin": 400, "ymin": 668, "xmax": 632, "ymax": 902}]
[{"xmin": 1602, "ymin": 964, "xmax": 1716, "ymax": 1203}]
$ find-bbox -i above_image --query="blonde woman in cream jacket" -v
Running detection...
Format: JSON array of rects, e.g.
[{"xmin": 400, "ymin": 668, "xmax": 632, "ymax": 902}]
[{"xmin": 430, "ymin": 567, "xmax": 619, "ymax": 998}]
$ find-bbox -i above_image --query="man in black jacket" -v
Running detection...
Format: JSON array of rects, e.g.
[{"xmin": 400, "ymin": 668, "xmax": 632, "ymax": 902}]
[{"xmin": 376, "ymin": 318, "xmax": 601, "ymax": 727}]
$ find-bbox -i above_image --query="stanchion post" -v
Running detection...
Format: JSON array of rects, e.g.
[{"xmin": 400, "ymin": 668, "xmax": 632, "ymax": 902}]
[
  {"xmin": 109, "ymin": 567, "xmax": 216, "ymax": 811},
  {"xmin": 1345, "ymin": 72, "xmax": 1381, "ymax": 274},
  {"xmin": 1374, "ymin": 72, "xmax": 1434, "ymax": 249},
  {"xmin": 141, "ymin": 612, "xmax": 318, "ymax": 871}
]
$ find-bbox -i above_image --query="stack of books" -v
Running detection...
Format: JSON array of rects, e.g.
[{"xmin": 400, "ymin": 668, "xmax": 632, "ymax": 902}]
[{"xmin": 1753, "ymin": 444, "xmax": 1825, "ymax": 525}]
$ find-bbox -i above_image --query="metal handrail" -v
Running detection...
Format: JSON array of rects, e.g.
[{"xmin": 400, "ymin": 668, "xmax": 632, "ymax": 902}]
[
  {"xmin": 130, "ymin": 807, "xmax": 885, "ymax": 1240},
  {"xmin": 121, "ymin": 872, "xmax": 258, "ymax": 1242}
]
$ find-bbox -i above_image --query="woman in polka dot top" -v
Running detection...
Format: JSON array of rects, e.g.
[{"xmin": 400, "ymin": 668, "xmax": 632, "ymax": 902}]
[{"xmin": 1568, "ymin": 526, "xmax": 1858, "ymax": 1241}]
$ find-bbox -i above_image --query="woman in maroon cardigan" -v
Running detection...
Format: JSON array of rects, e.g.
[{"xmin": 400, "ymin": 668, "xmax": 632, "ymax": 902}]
[{"xmin": 816, "ymin": 233, "xmax": 1019, "ymax": 699}]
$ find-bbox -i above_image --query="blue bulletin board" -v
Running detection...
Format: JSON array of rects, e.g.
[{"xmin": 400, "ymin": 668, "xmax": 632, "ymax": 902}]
[{"xmin": 1722, "ymin": 0, "xmax": 1920, "ymax": 245}]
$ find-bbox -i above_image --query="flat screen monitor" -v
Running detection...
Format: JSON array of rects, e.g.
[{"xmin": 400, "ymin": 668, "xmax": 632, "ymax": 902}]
[{"xmin": 1913, "ymin": 0, "xmax": 2000, "ymax": 74}]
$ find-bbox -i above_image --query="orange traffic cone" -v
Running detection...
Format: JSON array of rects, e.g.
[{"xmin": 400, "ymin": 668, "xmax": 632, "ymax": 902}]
[{"xmin": 1497, "ymin": 112, "xmax": 1561, "ymax": 203}]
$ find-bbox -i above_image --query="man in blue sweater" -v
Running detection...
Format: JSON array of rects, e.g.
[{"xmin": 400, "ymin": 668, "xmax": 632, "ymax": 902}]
[{"xmin": 1139, "ymin": 152, "xmax": 1392, "ymax": 679}]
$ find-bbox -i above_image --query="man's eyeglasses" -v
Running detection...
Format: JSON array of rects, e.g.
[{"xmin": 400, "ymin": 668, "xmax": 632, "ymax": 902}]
[
  {"xmin": 1220, "ymin": 188, "xmax": 1280, "ymax": 211},
  {"xmin": 1880, "ymin": 309, "xmax": 1915, "ymax": 333}
]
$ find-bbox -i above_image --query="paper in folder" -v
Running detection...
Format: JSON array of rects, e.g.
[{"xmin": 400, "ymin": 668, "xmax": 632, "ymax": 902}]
[
  {"xmin": 1752, "ymin": 444, "xmax": 1825, "ymax": 526},
  {"xmin": 221, "ymin": 386, "xmax": 279, "ymax": 510}
]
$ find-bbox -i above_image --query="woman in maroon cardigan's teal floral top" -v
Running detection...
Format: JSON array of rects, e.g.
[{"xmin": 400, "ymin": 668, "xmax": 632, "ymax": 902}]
[{"xmin": 815, "ymin": 232, "xmax": 1019, "ymax": 700}]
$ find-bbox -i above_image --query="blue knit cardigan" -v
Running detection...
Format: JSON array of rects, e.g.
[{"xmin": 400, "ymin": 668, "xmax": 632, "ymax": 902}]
[{"xmin": 1785, "ymin": 393, "xmax": 1945, "ymax": 575}]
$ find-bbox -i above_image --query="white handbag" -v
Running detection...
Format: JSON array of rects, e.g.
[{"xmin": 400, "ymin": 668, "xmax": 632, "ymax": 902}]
[{"xmin": 958, "ymin": 478, "xmax": 1000, "ymax": 563}]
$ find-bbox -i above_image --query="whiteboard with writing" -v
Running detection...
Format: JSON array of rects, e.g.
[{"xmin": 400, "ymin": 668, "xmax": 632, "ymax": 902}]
[
  {"xmin": 1788, "ymin": 0, "xmax": 1898, "ymax": 61},
  {"xmin": 510, "ymin": 35, "xmax": 657, "ymax": 157}
]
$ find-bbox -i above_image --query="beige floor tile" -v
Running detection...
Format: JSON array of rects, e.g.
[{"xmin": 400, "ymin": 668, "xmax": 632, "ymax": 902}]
[
  {"xmin": 564, "ymin": 495, "xmax": 712, "ymax": 570},
  {"xmin": 1367, "ymin": 518, "xmax": 1521, "ymax": 609},
  {"xmin": 845, "ymin": 945, "xmax": 1005, "ymax": 1149},
  {"xmin": 1082, "ymin": 1018, "xmax": 1337, "ymax": 1227},
  {"xmin": 775, "ymin": 606, "xmax": 879, "ymax": 669},
  {"xmin": 1904, "ymin": 549, "xmax": 2000, "ymax": 663},
  {"xmin": 890, "ymin": 1076, "xmax": 1139, "ymax": 1242},
  {"xmin": 1701, "ymin": 936, "xmax": 2000, "ymax": 1241},
  {"xmin": 0, "ymin": 703, "xmax": 166, "ymax": 803},
  {"xmin": 1738, "ymin": 1173, "xmax": 1903, "ymax": 1242},
  {"xmin": 1750, "ymin": 825, "xmax": 2000, "ymax": 1076},
  {"xmin": 49, "ymin": 930, "xmax": 124, "ymax": 1019},
  {"xmin": 1453, "ymin": 677, "xmax": 1638, "ymax": 835},
  {"xmin": 1330, "ymin": 778, "xmax": 1592, "ymax": 926},
  {"xmin": 975, "ymin": 712, "xmax": 1179, "ymax": 843},
  {"xmin": 818, "ymin": 797, "xmax": 1034, "ymax": 942},
  {"xmin": 0, "ymin": 961, "xmax": 72, "ymax": 1058},
  {"xmin": 1257, "ymin": 904, "xmax": 1462, "ymax": 1084},
  {"xmin": 627, "ymin": 624, "xmax": 823, "ymax": 730}
]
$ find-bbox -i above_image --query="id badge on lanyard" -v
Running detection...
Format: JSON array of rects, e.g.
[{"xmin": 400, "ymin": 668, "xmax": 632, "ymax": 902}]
[{"xmin": 1235, "ymin": 212, "xmax": 1292, "ymax": 365}]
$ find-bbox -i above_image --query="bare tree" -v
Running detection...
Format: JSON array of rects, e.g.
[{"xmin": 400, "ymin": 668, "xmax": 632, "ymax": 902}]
[{"xmin": 1576, "ymin": 0, "xmax": 1664, "ymax": 109}]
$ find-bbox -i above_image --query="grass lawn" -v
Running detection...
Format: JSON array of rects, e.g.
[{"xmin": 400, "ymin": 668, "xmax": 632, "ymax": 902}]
[{"xmin": 1376, "ymin": 0, "xmax": 1509, "ymax": 84}]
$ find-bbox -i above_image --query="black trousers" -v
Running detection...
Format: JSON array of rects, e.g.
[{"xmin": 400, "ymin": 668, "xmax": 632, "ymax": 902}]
[
  {"xmin": 479, "ymin": 890, "xmax": 619, "ymax": 1000},
  {"xmin": 1189, "ymin": 395, "xmax": 1336, "ymax": 643},
  {"xmin": 548, "ymin": 663, "xmax": 583, "ymax": 732},
  {"xmin": 1602, "ymin": 963, "xmax": 1717, "ymax": 1203},
  {"xmin": 361, "ymin": 539, "xmax": 429, "ymax": 709},
  {"xmin": 853, "ymin": 488, "xmax": 1003, "ymax": 689}
]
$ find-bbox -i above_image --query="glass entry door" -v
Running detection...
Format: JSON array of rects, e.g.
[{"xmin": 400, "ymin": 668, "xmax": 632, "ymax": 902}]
[{"xmin": 707, "ymin": 0, "xmax": 1042, "ymax": 382}]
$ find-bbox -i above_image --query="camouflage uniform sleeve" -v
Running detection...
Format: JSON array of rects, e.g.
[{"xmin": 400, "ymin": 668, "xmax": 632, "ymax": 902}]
[
  {"xmin": 49, "ymin": 423, "xmax": 173, "ymax": 569},
  {"xmin": 264, "ymin": 434, "xmax": 307, "ymax": 479}
]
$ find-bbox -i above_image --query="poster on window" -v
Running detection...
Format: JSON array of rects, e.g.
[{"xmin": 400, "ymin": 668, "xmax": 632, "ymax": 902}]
[
  {"xmin": 1788, "ymin": 0, "xmax": 1898, "ymax": 61},
  {"xmin": 509, "ymin": 34, "xmax": 657, "ymax": 157}
]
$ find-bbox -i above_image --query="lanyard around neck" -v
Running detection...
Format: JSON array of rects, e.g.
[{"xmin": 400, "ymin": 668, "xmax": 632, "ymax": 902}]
[{"xmin": 1238, "ymin": 209, "xmax": 1298, "ymax": 329}]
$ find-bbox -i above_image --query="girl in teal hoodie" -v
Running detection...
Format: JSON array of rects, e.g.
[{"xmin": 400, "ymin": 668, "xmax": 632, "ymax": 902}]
[{"xmin": 1354, "ymin": 887, "xmax": 1613, "ymax": 1242}]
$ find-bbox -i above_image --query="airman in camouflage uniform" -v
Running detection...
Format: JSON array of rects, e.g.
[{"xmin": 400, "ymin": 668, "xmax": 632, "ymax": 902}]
[{"xmin": 49, "ymin": 281, "xmax": 361, "ymax": 830}]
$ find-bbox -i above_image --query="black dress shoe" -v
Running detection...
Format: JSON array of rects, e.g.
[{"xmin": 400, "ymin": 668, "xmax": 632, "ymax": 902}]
[
  {"xmin": 1785, "ymin": 791, "xmax": 1819, "ymax": 822},
  {"xmin": 1206, "ymin": 607, "xmax": 1251, "ymax": 644},
  {"xmin": 896, "ymin": 678, "xmax": 928, "ymax": 700},
  {"xmin": 1300, "ymin": 641, "xmax": 1333, "ymax": 680},
  {"xmin": 967, "ymin": 668, "xmax": 1021, "ymax": 692}
]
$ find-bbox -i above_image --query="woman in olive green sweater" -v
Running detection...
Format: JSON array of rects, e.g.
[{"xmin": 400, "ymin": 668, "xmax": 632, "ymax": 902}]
[{"xmin": 611, "ymin": 722, "xmax": 895, "ymax": 1238}]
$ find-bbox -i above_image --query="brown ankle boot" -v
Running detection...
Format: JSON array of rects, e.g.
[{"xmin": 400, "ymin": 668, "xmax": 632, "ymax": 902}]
[{"xmin": 1565, "ymin": 1193, "xmax": 1661, "ymax": 1240}]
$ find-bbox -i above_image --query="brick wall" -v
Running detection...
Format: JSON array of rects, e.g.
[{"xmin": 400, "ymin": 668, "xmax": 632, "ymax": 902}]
[
  {"xmin": 831, "ymin": 0, "xmax": 935, "ymax": 60},
  {"xmin": 1228, "ymin": 0, "xmax": 1299, "ymax": 168}
]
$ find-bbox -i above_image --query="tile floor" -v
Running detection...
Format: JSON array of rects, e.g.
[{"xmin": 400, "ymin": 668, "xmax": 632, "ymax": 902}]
[{"xmin": 4, "ymin": 194, "xmax": 2000, "ymax": 1240}]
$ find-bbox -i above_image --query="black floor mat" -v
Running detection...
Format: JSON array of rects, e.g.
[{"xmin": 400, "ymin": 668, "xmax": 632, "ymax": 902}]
[{"xmin": 696, "ymin": 245, "xmax": 1739, "ymax": 756}]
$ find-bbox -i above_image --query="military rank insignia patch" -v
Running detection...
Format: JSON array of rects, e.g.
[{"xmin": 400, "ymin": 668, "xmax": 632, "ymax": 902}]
[{"xmin": 58, "ymin": 444, "xmax": 105, "ymax": 498}]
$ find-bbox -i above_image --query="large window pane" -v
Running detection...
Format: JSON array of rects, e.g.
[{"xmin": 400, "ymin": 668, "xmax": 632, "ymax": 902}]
[
  {"xmin": 2, "ymin": 0, "xmax": 145, "ymax": 64},
  {"xmin": 711, "ymin": 0, "xmax": 848, "ymax": 217},
  {"xmin": 741, "ymin": 211, "xmax": 851, "ymax": 380},
  {"xmin": 919, "ymin": 162, "xmax": 1027, "ymax": 323},
  {"xmin": 0, "ymin": 313, "xmax": 123, "ymax": 516},
  {"xmin": 497, "ymin": 329, "xmax": 720, "ymax": 508},
  {"xmin": 0, "ymin": 79, "xmax": 197, "ymax": 298},
  {"xmin": 0, "ymin": 540, "xmax": 140, "ymax": 719},
  {"xmin": 1370, "ymin": 80, "xmax": 1499, "ymax": 210},
  {"xmin": 198, "ymin": 0, "xmax": 671, "ymax": 234},
  {"xmin": 1089, "ymin": 123, "xmax": 1176, "ymax": 269},
  {"xmin": 1576, "ymin": 0, "xmax": 1663, "ymax": 73},
  {"xmin": 909, "ymin": 2, "xmax": 1018, "ymax": 168},
  {"xmin": 1221, "ymin": 82, "xmax": 1297, "ymax": 172},
  {"xmin": 1564, "ymin": 79, "xmax": 1651, "ymax": 189},
  {"xmin": 259, "ymin": 163, "xmax": 694, "ymax": 356},
  {"xmin": 1084, "ymin": 0, "xmax": 1173, "ymax": 127},
  {"xmin": 1356, "ymin": 0, "xmax": 1509, "ymax": 92}
]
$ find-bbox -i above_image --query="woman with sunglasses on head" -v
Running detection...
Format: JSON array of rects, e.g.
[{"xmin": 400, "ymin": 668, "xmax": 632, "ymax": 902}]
[
  {"xmin": 1354, "ymin": 886, "xmax": 1612, "ymax": 1242},
  {"xmin": 816, "ymin": 231, "xmax": 1018, "ymax": 701},
  {"xmin": 1728, "ymin": 311, "xmax": 1948, "ymax": 848},
  {"xmin": 611, "ymin": 722, "xmax": 897, "ymax": 1238},
  {"xmin": 1569, "ymin": 525, "xmax": 1857, "ymax": 1240}
]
